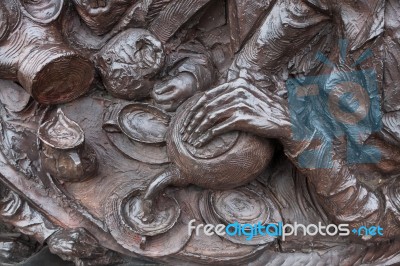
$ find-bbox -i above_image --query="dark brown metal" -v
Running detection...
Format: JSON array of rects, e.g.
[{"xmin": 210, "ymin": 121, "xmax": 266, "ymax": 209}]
[{"xmin": 0, "ymin": 0, "xmax": 400, "ymax": 265}]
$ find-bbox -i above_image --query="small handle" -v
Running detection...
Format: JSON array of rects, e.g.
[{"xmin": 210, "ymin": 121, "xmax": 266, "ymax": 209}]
[
  {"xmin": 102, "ymin": 119, "xmax": 122, "ymax": 133},
  {"xmin": 67, "ymin": 151, "xmax": 83, "ymax": 172},
  {"xmin": 103, "ymin": 102, "xmax": 124, "ymax": 133}
]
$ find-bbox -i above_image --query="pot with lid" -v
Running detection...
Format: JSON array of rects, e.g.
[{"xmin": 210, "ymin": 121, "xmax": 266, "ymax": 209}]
[
  {"xmin": 128, "ymin": 95, "xmax": 275, "ymax": 233},
  {"xmin": 166, "ymin": 95, "xmax": 274, "ymax": 189}
]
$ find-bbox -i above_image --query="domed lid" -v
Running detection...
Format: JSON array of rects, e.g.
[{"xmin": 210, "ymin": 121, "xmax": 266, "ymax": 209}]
[{"xmin": 38, "ymin": 109, "xmax": 84, "ymax": 149}]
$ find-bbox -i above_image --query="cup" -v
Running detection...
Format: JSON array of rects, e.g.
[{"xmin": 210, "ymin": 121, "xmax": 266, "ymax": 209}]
[{"xmin": 38, "ymin": 109, "xmax": 97, "ymax": 182}]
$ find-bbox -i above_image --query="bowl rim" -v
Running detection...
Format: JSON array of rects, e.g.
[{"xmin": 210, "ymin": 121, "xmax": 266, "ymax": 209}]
[{"xmin": 117, "ymin": 102, "xmax": 171, "ymax": 144}]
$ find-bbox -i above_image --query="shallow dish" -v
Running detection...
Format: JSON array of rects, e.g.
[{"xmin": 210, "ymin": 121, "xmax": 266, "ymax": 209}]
[{"xmin": 104, "ymin": 103, "xmax": 171, "ymax": 144}]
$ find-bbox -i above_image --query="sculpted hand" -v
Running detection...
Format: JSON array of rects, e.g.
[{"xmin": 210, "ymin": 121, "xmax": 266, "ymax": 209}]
[
  {"xmin": 181, "ymin": 78, "xmax": 291, "ymax": 147},
  {"xmin": 152, "ymin": 73, "xmax": 197, "ymax": 112},
  {"xmin": 48, "ymin": 228, "xmax": 105, "ymax": 260}
]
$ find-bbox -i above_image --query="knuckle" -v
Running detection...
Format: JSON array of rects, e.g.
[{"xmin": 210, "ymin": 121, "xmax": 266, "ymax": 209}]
[
  {"xmin": 242, "ymin": 102, "xmax": 251, "ymax": 110},
  {"xmin": 204, "ymin": 102, "xmax": 213, "ymax": 111},
  {"xmin": 237, "ymin": 88, "xmax": 252, "ymax": 100},
  {"xmin": 234, "ymin": 78, "xmax": 246, "ymax": 87},
  {"xmin": 192, "ymin": 115, "xmax": 202, "ymax": 123},
  {"xmin": 231, "ymin": 112, "xmax": 241, "ymax": 120},
  {"xmin": 204, "ymin": 131, "xmax": 212, "ymax": 139},
  {"xmin": 233, "ymin": 98, "xmax": 244, "ymax": 106},
  {"xmin": 197, "ymin": 97, "xmax": 207, "ymax": 105},
  {"xmin": 233, "ymin": 101, "xmax": 240, "ymax": 107},
  {"xmin": 237, "ymin": 87, "xmax": 246, "ymax": 97},
  {"xmin": 237, "ymin": 102, "xmax": 246, "ymax": 109},
  {"xmin": 205, "ymin": 90, "xmax": 215, "ymax": 98}
]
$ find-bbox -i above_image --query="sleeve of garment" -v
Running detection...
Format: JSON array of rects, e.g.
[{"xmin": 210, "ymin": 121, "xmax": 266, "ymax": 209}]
[
  {"xmin": 226, "ymin": 0, "xmax": 400, "ymax": 240},
  {"xmin": 0, "ymin": 189, "xmax": 58, "ymax": 244},
  {"xmin": 282, "ymin": 136, "xmax": 400, "ymax": 240},
  {"xmin": 165, "ymin": 40, "xmax": 216, "ymax": 91},
  {"xmin": 228, "ymin": 0, "xmax": 331, "ymax": 85}
]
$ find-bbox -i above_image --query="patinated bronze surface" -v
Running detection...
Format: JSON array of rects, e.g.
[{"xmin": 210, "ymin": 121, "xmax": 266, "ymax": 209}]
[{"xmin": 0, "ymin": 0, "xmax": 400, "ymax": 265}]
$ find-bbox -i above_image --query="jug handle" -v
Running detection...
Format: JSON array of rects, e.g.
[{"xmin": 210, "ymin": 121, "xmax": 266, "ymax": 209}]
[
  {"xmin": 102, "ymin": 119, "xmax": 122, "ymax": 133},
  {"xmin": 143, "ymin": 166, "xmax": 184, "ymax": 201},
  {"xmin": 136, "ymin": 167, "xmax": 185, "ymax": 223}
]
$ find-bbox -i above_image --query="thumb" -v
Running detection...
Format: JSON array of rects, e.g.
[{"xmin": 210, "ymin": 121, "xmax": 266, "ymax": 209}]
[{"xmin": 154, "ymin": 83, "xmax": 175, "ymax": 95}]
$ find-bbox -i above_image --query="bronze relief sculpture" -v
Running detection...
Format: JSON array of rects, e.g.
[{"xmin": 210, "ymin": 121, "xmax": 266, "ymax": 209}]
[{"xmin": 1, "ymin": 0, "xmax": 400, "ymax": 265}]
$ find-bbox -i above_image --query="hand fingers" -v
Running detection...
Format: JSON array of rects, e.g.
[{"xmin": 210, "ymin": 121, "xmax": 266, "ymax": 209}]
[
  {"xmin": 153, "ymin": 90, "xmax": 180, "ymax": 104},
  {"xmin": 183, "ymin": 100, "xmax": 219, "ymax": 140},
  {"xmin": 155, "ymin": 102, "xmax": 175, "ymax": 112},
  {"xmin": 182, "ymin": 108, "xmax": 208, "ymax": 141},
  {"xmin": 193, "ymin": 78, "xmax": 258, "ymax": 115},
  {"xmin": 192, "ymin": 116, "xmax": 239, "ymax": 147},
  {"xmin": 183, "ymin": 92, "xmax": 238, "ymax": 139},
  {"xmin": 181, "ymin": 94, "xmax": 208, "ymax": 132},
  {"xmin": 187, "ymin": 103, "xmax": 239, "ymax": 144},
  {"xmin": 154, "ymin": 82, "xmax": 174, "ymax": 95},
  {"xmin": 203, "ymin": 92, "xmax": 236, "ymax": 111},
  {"xmin": 203, "ymin": 82, "xmax": 231, "ymax": 98},
  {"xmin": 182, "ymin": 82, "xmax": 231, "ymax": 130},
  {"xmin": 181, "ymin": 78, "xmax": 254, "ymax": 134},
  {"xmin": 231, "ymin": 78, "xmax": 279, "ymax": 103}
]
